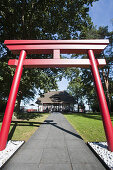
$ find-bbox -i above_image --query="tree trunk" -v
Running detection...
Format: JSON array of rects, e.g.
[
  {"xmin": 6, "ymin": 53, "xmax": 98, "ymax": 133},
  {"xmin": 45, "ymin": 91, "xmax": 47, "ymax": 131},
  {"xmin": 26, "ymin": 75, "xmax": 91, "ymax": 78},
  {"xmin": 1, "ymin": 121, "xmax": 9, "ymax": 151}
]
[
  {"xmin": 16, "ymin": 98, "xmax": 21, "ymax": 113},
  {"xmin": 102, "ymin": 68, "xmax": 111, "ymax": 111},
  {"xmin": 77, "ymin": 98, "xmax": 79, "ymax": 113},
  {"xmin": 15, "ymin": 95, "xmax": 22, "ymax": 119}
]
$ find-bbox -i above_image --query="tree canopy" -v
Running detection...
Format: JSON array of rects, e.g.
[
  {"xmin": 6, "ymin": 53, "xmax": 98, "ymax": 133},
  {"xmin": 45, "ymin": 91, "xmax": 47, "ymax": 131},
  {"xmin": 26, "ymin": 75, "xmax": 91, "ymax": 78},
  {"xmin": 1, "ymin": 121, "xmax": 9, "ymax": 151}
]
[
  {"xmin": 0, "ymin": 0, "xmax": 98, "ymax": 112},
  {"xmin": 67, "ymin": 26, "xmax": 113, "ymax": 112},
  {"xmin": 0, "ymin": 0, "xmax": 97, "ymax": 41}
]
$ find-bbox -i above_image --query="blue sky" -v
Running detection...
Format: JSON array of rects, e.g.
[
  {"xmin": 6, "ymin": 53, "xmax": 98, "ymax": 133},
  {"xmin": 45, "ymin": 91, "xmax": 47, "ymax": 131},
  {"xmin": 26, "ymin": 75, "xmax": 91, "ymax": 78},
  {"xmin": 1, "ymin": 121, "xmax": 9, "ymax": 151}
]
[
  {"xmin": 89, "ymin": 0, "xmax": 113, "ymax": 31},
  {"xmin": 58, "ymin": 0, "xmax": 113, "ymax": 91}
]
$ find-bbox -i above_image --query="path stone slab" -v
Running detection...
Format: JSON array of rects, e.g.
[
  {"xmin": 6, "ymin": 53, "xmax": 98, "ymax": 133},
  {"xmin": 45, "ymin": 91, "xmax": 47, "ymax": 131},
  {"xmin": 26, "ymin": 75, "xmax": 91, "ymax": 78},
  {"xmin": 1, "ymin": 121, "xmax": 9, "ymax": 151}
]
[
  {"xmin": 40, "ymin": 148, "xmax": 70, "ymax": 164},
  {"xmin": 66, "ymin": 139, "xmax": 89, "ymax": 150},
  {"xmin": 44, "ymin": 139, "xmax": 66, "ymax": 149},
  {"xmin": 38, "ymin": 163, "xmax": 72, "ymax": 170},
  {"xmin": 8, "ymin": 148, "xmax": 43, "ymax": 164},
  {"xmin": 2, "ymin": 163, "xmax": 39, "ymax": 170},
  {"xmin": 72, "ymin": 163, "xmax": 105, "ymax": 170},
  {"xmin": 68, "ymin": 148, "xmax": 102, "ymax": 164}
]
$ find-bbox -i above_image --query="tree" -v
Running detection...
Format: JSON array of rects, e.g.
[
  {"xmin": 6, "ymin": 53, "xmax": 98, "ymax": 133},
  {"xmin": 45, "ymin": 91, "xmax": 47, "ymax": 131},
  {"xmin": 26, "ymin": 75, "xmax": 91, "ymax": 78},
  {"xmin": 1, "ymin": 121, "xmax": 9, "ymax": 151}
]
[
  {"xmin": 80, "ymin": 26, "xmax": 113, "ymax": 112},
  {"xmin": 66, "ymin": 26, "xmax": 113, "ymax": 112},
  {"xmin": 0, "ymin": 0, "xmax": 98, "ymax": 113},
  {"xmin": 66, "ymin": 68, "xmax": 84, "ymax": 112}
]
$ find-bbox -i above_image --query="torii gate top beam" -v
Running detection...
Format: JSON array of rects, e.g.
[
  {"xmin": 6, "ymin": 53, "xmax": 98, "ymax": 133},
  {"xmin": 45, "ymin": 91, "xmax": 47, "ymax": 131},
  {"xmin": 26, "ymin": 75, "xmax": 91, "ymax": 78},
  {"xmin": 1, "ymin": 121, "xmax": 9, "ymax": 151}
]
[
  {"xmin": 4, "ymin": 39, "xmax": 109, "ymax": 55},
  {"xmin": 1, "ymin": 39, "xmax": 113, "ymax": 152},
  {"xmin": 5, "ymin": 39, "xmax": 109, "ymax": 68}
]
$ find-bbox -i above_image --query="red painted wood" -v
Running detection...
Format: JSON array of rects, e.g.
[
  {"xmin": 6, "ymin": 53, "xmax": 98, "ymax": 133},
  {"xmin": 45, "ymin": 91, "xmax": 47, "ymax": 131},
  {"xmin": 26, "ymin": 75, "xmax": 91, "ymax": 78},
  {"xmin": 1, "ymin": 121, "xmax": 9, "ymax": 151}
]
[
  {"xmin": 88, "ymin": 50, "xmax": 113, "ymax": 152},
  {"xmin": 4, "ymin": 39, "xmax": 109, "ymax": 44},
  {"xmin": 4, "ymin": 39, "xmax": 109, "ymax": 54},
  {"xmin": 8, "ymin": 59, "xmax": 106, "ymax": 68},
  {"xmin": 0, "ymin": 50, "xmax": 27, "ymax": 150},
  {"xmin": 53, "ymin": 50, "xmax": 60, "ymax": 59},
  {"xmin": 5, "ymin": 44, "xmax": 107, "ymax": 54}
]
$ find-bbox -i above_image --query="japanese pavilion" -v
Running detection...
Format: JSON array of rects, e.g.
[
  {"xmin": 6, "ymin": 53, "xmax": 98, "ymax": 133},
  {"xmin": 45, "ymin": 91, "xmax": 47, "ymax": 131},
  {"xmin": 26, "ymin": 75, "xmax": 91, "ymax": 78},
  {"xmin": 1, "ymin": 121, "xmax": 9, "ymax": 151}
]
[{"xmin": 36, "ymin": 91, "xmax": 75, "ymax": 112}]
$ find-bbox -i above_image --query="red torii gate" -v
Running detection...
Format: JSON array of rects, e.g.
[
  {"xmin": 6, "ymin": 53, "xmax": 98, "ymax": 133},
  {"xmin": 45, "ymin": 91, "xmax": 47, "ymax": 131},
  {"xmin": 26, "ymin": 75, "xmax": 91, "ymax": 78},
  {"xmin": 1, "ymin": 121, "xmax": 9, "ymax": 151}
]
[{"xmin": 0, "ymin": 39, "xmax": 113, "ymax": 152}]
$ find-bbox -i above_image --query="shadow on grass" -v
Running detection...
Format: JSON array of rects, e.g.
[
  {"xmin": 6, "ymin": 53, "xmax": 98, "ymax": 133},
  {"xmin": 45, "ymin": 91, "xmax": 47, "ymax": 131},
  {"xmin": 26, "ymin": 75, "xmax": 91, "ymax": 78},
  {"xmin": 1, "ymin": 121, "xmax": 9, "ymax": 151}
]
[
  {"xmin": 0, "ymin": 112, "xmax": 49, "ymax": 141},
  {"xmin": 17, "ymin": 112, "xmax": 44, "ymax": 120},
  {"xmin": 0, "ymin": 112, "xmax": 48, "ymax": 123},
  {"xmin": 8, "ymin": 122, "xmax": 17, "ymax": 140},
  {"xmin": 11, "ymin": 120, "xmax": 55, "ymax": 126},
  {"xmin": 8, "ymin": 121, "xmax": 40, "ymax": 140},
  {"xmin": 8, "ymin": 119, "xmax": 56, "ymax": 140},
  {"xmin": 63, "ymin": 112, "xmax": 113, "ymax": 121}
]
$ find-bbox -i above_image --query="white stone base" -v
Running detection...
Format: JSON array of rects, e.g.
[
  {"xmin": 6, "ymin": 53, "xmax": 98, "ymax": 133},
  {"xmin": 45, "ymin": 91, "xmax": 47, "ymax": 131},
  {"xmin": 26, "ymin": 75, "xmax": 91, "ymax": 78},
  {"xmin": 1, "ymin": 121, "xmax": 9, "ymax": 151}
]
[
  {"xmin": 88, "ymin": 142, "xmax": 113, "ymax": 169},
  {"xmin": 0, "ymin": 140, "xmax": 24, "ymax": 168}
]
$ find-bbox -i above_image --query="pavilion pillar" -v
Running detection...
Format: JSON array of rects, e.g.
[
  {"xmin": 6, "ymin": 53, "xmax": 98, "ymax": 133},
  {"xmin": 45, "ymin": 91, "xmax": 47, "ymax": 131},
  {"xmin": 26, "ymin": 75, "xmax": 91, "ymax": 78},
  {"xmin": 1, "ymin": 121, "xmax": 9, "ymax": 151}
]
[
  {"xmin": 88, "ymin": 50, "xmax": 113, "ymax": 151},
  {"xmin": 0, "ymin": 50, "xmax": 27, "ymax": 151}
]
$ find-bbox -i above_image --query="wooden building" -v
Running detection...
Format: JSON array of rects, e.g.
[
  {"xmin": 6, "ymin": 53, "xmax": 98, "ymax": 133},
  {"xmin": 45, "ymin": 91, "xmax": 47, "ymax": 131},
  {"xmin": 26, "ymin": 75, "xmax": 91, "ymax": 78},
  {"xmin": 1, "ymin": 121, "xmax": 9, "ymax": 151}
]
[{"xmin": 36, "ymin": 91, "xmax": 75, "ymax": 112}]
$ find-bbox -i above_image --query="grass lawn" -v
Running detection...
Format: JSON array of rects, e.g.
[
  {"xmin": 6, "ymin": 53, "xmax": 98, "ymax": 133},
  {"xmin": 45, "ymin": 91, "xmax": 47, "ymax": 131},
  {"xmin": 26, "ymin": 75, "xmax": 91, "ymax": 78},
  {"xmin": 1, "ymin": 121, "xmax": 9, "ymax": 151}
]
[
  {"xmin": 64, "ymin": 112, "xmax": 113, "ymax": 143},
  {"xmin": 0, "ymin": 112, "xmax": 49, "ymax": 142}
]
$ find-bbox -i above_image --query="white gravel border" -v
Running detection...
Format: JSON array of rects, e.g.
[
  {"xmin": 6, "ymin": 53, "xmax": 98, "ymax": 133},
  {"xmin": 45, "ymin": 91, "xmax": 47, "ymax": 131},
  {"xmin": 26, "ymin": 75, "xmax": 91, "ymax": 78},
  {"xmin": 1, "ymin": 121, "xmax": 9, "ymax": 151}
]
[
  {"xmin": 88, "ymin": 142, "xmax": 113, "ymax": 169},
  {"xmin": 0, "ymin": 140, "xmax": 24, "ymax": 168}
]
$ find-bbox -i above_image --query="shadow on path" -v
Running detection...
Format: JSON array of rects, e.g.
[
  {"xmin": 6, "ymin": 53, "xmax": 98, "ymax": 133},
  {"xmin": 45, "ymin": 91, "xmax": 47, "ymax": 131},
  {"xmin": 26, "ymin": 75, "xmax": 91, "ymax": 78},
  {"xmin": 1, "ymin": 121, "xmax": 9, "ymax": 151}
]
[
  {"xmin": 44, "ymin": 119, "xmax": 83, "ymax": 140},
  {"xmin": 52, "ymin": 123, "xmax": 83, "ymax": 140}
]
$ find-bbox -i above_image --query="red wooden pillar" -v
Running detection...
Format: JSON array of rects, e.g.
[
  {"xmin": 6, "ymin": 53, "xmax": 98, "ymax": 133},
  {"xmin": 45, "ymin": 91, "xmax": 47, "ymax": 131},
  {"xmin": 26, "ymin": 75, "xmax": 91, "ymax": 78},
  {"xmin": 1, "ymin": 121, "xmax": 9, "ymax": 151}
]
[
  {"xmin": 0, "ymin": 50, "xmax": 27, "ymax": 150},
  {"xmin": 88, "ymin": 50, "xmax": 113, "ymax": 151}
]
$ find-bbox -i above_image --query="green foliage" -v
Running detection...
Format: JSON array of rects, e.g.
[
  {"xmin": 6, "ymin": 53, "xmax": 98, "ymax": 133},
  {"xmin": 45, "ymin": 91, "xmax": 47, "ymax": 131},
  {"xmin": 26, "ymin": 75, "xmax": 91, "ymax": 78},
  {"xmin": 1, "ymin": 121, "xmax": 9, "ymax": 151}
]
[
  {"xmin": 0, "ymin": 0, "xmax": 98, "ymax": 113},
  {"xmin": 0, "ymin": 99, "xmax": 7, "ymax": 112},
  {"xmin": 0, "ymin": 0, "xmax": 96, "ymax": 40},
  {"xmin": 80, "ymin": 26, "xmax": 113, "ymax": 112},
  {"xmin": 65, "ymin": 26, "xmax": 113, "ymax": 112},
  {"xmin": 80, "ymin": 25, "xmax": 109, "ymax": 39},
  {"xmin": 67, "ymin": 68, "xmax": 84, "ymax": 104},
  {"xmin": 0, "ymin": 57, "xmax": 13, "ymax": 99}
]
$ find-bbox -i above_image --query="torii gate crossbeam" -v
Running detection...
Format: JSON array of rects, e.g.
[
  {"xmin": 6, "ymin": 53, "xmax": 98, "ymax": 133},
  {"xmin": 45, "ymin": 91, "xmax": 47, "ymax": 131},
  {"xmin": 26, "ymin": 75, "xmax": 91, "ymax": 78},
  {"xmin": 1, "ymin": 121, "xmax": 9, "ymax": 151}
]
[{"xmin": 0, "ymin": 39, "xmax": 113, "ymax": 152}]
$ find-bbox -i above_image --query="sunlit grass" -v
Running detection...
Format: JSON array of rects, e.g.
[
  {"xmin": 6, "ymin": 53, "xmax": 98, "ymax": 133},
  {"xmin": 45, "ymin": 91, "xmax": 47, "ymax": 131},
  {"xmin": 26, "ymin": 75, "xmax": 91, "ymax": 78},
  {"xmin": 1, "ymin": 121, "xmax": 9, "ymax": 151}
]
[
  {"xmin": 64, "ymin": 112, "xmax": 113, "ymax": 142},
  {"xmin": 0, "ymin": 112, "xmax": 49, "ymax": 142}
]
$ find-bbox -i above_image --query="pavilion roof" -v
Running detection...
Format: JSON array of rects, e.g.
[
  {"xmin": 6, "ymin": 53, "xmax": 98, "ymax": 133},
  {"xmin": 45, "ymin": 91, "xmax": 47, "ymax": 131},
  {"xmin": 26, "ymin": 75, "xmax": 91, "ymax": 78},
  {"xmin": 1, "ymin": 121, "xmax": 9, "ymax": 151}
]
[{"xmin": 36, "ymin": 91, "xmax": 75, "ymax": 104}]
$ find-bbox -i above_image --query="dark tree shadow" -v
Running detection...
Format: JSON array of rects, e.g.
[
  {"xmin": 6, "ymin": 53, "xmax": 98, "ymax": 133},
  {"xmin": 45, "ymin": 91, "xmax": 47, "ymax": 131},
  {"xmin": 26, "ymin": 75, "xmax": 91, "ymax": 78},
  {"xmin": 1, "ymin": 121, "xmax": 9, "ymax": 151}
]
[
  {"xmin": 17, "ymin": 112, "xmax": 44, "ymax": 120},
  {"xmin": 8, "ymin": 120, "xmax": 45, "ymax": 140},
  {"xmin": 8, "ymin": 122, "xmax": 17, "ymax": 140},
  {"xmin": 63, "ymin": 112, "xmax": 113, "ymax": 121},
  {"xmin": 7, "ymin": 119, "xmax": 58, "ymax": 140}
]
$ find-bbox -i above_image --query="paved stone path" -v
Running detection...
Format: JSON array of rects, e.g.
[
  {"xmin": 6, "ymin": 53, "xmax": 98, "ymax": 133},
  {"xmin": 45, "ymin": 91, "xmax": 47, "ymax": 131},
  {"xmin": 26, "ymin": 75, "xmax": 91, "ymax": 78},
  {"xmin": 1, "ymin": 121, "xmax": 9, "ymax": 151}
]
[{"xmin": 2, "ymin": 112, "xmax": 106, "ymax": 170}]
